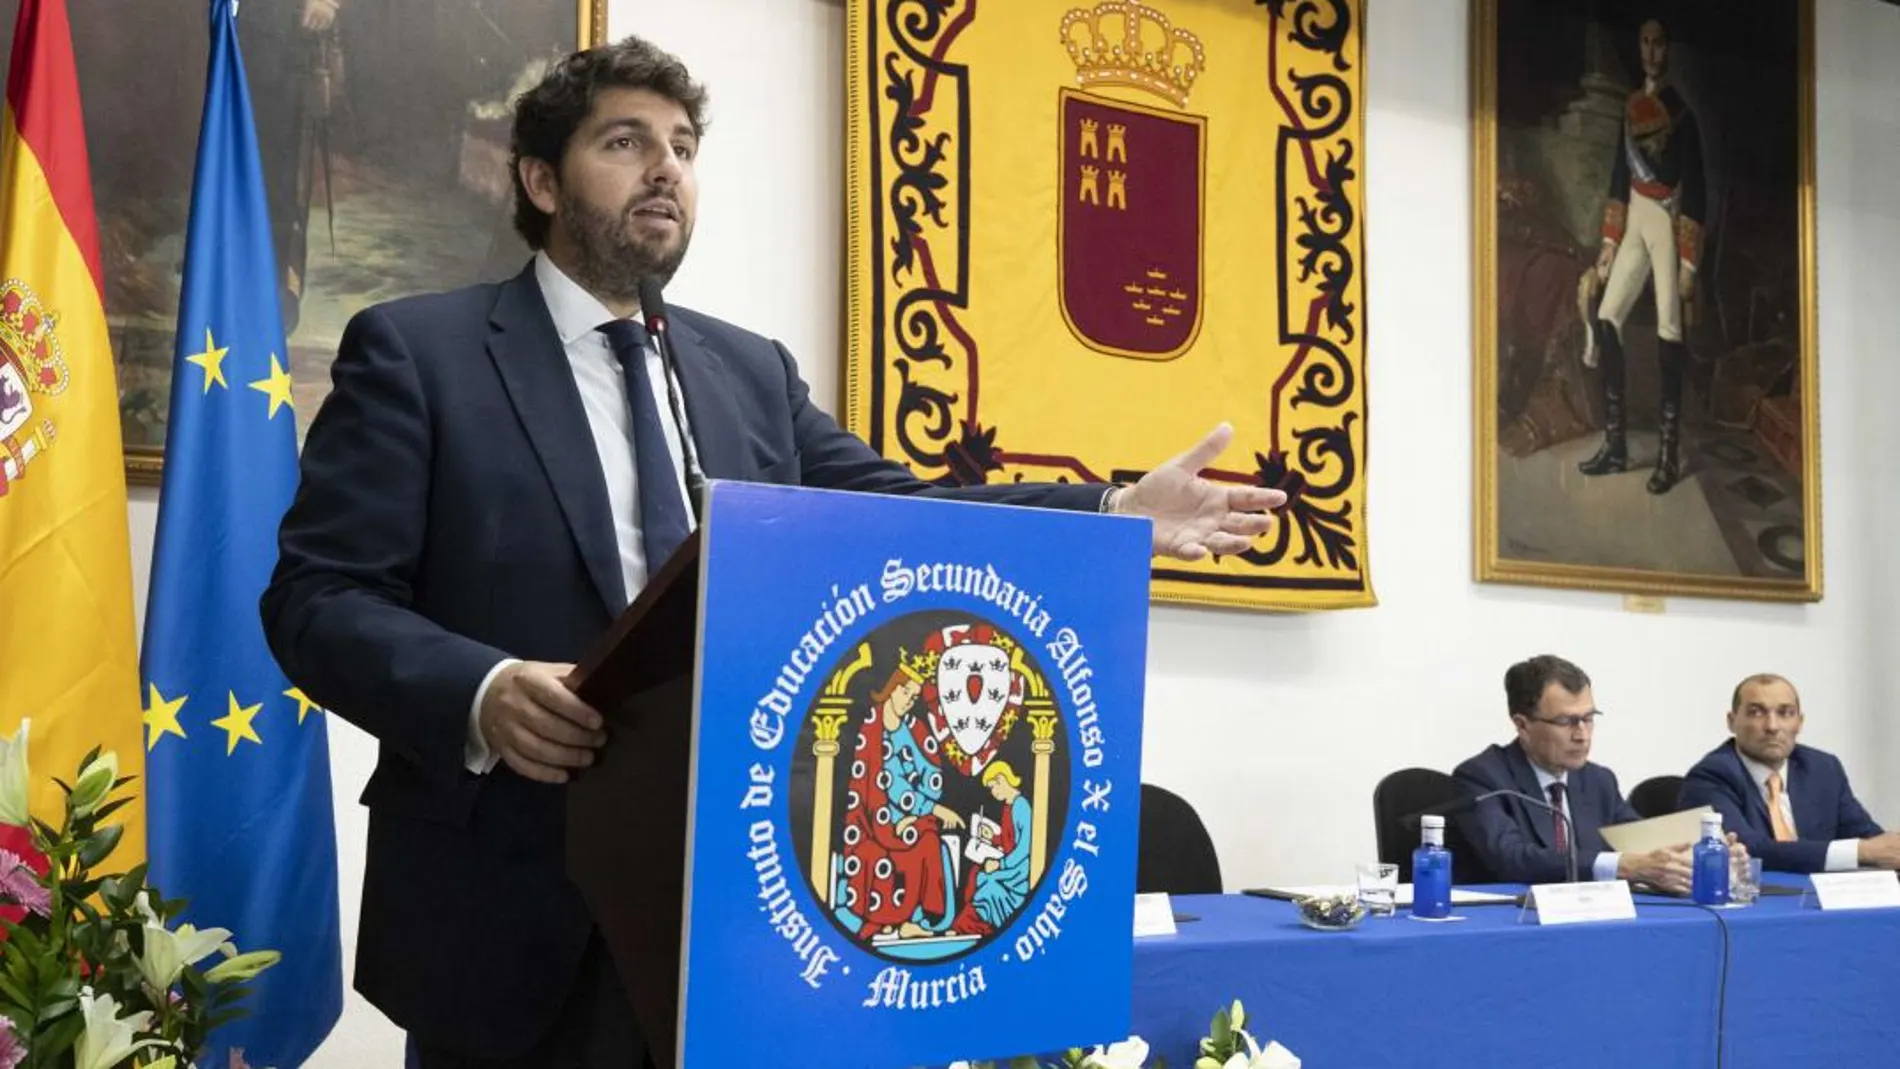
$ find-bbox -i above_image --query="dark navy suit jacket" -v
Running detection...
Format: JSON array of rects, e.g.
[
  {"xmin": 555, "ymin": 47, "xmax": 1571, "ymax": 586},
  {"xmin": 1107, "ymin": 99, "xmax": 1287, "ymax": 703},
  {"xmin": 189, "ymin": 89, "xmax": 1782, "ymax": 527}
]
[
  {"xmin": 259, "ymin": 265, "xmax": 1106, "ymax": 1054},
  {"xmin": 1678, "ymin": 741, "xmax": 1882, "ymax": 873},
  {"xmin": 1452, "ymin": 741, "xmax": 1640, "ymax": 885}
]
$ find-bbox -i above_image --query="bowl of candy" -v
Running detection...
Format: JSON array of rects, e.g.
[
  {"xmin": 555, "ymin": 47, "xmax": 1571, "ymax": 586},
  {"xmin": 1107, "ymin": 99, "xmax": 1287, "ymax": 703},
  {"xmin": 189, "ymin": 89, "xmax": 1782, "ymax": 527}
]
[{"xmin": 1295, "ymin": 892, "xmax": 1367, "ymax": 931}]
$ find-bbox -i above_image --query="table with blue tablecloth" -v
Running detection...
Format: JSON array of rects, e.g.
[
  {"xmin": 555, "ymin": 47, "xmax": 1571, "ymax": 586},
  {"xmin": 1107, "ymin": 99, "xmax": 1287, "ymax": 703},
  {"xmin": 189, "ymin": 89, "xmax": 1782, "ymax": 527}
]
[{"xmin": 1134, "ymin": 884, "xmax": 1900, "ymax": 1068}]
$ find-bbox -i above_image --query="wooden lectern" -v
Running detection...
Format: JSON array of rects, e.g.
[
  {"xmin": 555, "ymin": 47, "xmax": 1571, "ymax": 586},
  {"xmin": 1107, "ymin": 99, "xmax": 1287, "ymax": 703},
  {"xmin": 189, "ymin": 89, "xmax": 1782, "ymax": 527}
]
[{"xmin": 563, "ymin": 529, "xmax": 704, "ymax": 1069}]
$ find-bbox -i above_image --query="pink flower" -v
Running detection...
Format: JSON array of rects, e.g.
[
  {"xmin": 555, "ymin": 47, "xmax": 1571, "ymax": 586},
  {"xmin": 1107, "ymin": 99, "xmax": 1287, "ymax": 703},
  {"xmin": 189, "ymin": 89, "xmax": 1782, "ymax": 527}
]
[
  {"xmin": 0, "ymin": 825, "xmax": 49, "ymax": 943},
  {"xmin": 0, "ymin": 847, "xmax": 50, "ymax": 918},
  {"xmin": 0, "ymin": 1015, "xmax": 24, "ymax": 1069}
]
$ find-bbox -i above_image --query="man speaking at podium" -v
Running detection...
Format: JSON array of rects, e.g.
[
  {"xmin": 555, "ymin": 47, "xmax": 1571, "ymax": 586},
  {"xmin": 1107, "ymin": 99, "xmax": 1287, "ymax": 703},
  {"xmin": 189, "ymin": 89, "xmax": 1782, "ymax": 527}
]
[{"xmin": 262, "ymin": 34, "xmax": 1284, "ymax": 1069}]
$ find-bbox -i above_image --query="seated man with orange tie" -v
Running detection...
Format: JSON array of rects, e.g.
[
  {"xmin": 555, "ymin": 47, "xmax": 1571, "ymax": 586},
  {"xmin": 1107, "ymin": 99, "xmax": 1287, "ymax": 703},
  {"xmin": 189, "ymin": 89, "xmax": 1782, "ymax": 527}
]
[
  {"xmin": 1679, "ymin": 673, "xmax": 1900, "ymax": 873},
  {"xmin": 1453, "ymin": 655, "xmax": 1698, "ymax": 893}
]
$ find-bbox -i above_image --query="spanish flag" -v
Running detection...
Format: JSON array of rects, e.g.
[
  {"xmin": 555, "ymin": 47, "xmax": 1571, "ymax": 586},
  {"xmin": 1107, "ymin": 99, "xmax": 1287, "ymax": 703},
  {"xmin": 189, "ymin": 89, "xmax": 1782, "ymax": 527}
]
[{"xmin": 0, "ymin": 0, "xmax": 143, "ymax": 859}]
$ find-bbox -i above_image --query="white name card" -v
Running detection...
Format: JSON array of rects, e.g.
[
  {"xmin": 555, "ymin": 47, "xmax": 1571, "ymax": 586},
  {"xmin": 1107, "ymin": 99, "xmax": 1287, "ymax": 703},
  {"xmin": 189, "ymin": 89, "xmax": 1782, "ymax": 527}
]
[
  {"xmin": 1528, "ymin": 880, "xmax": 1637, "ymax": 925},
  {"xmin": 1809, "ymin": 871, "xmax": 1900, "ymax": 911},
  {"xmin": 1133, "ymin": 892, "xmax": 1178, "ymax": 937}
]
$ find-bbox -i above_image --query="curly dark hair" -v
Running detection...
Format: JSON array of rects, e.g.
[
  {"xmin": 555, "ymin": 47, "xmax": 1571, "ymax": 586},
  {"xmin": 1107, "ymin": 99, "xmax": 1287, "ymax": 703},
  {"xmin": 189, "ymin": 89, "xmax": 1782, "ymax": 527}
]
[
  {"xmin": 509, "ymin": 35, "xmax": 711, "ymax": 250},
  {"xmin": 1504, "ymin": 655, "xmax": 1591, "ymax": 720}
]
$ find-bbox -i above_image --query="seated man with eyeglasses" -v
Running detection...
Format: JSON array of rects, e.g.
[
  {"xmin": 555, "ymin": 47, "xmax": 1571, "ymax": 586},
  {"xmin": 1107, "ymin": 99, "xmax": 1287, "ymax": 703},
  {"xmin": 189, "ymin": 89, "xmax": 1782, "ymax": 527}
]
[
  {"xmin": 1678, "ymin": 673, "xmax": 1900, "ymax": 873},
  {"xmin": 1453, "ymin": 655, "xmax": 1698, "ymax": 893}
]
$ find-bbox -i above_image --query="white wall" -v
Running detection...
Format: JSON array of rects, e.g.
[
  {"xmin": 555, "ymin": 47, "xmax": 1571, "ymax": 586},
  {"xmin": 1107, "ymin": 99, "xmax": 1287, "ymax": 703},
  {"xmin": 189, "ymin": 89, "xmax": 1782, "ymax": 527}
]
[{"xmin": 117, "ymin": 0, "xmax": 1900, "ymax": 1064}]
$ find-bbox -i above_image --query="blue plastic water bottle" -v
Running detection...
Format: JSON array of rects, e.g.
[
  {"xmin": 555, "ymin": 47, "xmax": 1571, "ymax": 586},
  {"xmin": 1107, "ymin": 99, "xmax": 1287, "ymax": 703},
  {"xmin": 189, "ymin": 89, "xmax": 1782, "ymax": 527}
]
[
  {"xmin": 1412, "ymin": 814, "xmax": 1453, "ymax": 919},
  {"xmin": 1692, "ymin": 812, "xmax": 1730, "ymax": 906}
]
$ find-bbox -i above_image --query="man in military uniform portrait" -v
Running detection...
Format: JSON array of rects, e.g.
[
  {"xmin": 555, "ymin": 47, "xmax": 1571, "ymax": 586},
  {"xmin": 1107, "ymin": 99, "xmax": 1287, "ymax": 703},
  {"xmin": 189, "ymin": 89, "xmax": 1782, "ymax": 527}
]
[{"xmin": 1577, "ymin": 16, "xmax": 1705, "ymax": 494}]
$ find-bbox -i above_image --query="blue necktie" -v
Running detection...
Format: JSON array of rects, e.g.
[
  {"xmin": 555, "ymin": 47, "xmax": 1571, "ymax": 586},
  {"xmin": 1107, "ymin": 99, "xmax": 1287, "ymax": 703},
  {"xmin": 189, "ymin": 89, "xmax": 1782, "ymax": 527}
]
[{"xmin": 599, "ymin": 319, "xmax": 692, "ymax": 581}]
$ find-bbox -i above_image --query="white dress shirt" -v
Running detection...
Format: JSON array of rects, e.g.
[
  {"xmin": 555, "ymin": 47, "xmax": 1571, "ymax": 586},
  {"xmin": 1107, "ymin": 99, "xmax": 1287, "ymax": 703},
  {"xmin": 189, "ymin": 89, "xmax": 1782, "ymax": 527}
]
[
  {"xmin": 1530, "ymin": 764, "xmax": 1621, "ymax": 882},
  {"xmin": 1737, "ymin": 753, "xmax": 1861, "ymax": 872},
  {"xmin": 464, "ymin": 252, "xmax": 696, "ymax": 774}
]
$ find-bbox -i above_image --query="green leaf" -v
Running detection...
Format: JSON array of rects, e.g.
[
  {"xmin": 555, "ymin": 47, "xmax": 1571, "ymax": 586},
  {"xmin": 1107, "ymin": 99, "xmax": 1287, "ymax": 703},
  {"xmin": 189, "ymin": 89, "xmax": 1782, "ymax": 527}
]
[
  {"xmin": 1195, "ymin": 1059, "xmax": 1223, "ymax": 1069},
  {"xmin": 205, "ymin": 1005, "xmax": 255, "ymax": 1030},
  {"xmin": 35, "ymin": 1010, "xmax": 86, "ymax": 1060},
  {"xmin": 0, "ymin": 974, "xmax": 32, "ymax": 1009},
  {"xmin": 91, "ymin": 797, "xmax": 134, "ymax": 823},
  {"xmin": 63, "ymin": 877, "xmax": 104, "ymax": 901},
  {"xmin": 1010, "ymin": 1058, "xmax": 1043, "ymax": 1069},
  {"xmin": 1211, "ymin": 1008, "xmax": 1232, "ymax": 1050},
  {"xmin": 77, "ymin": 822, "xmax": 123, "ymax": 868}
]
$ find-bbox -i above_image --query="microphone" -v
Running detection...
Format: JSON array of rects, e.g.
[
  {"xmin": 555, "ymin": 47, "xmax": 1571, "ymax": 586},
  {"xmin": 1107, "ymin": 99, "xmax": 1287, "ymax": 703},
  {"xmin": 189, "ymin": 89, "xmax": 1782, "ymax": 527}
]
[
  {"xmin": 635, "ymin": 277, "xmax": 706, "ymax": 520},
  {"xmin": 1403, "ymin": 787, "xmax": 1579, "ymax": 885}
]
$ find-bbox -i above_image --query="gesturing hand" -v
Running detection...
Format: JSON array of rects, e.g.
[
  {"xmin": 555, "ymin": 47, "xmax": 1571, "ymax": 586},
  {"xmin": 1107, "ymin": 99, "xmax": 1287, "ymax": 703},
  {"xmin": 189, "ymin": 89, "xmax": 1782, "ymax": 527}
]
[
  {"xmin": 1112, "ymin": 423, "xmax": 1288, "ymax": 561},
  {"xmin": 478, "ymin": 660, "xmax": 608, "ymax": 784},
  {"xmin": 301, "ymin": 0, "xmax": 339, "ymax": 32}
]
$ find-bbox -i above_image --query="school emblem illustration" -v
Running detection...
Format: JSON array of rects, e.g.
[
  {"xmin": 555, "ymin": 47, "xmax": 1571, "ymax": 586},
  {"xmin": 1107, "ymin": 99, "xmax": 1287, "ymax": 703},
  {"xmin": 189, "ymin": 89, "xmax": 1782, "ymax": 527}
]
[
  {"xmin": 1057, "ymin": 1, "xmax": 1207, "ymax": 361},
  {"xmin": 793, "ymin": 612, "xmax": 1069, "ymax": 962},
  {"xmin": 0, "ymin": 280, "xmax": 69, "ymax": 497}
]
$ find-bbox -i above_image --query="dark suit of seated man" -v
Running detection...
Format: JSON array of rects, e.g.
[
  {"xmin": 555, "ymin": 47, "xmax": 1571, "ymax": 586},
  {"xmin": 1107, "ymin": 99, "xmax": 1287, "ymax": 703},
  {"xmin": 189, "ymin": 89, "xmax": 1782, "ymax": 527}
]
[
  {"xmin": 1453, "ymin": 655, "xmax": 1697, "ymax": 892},
  {"xmin": 1679, "ymin": 673, "xmax": 1900, "ymax": 874}
]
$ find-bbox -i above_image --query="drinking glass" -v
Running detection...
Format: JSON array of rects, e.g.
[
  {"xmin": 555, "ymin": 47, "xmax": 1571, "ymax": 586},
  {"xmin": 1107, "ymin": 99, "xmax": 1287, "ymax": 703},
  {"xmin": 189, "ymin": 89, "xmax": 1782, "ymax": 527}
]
[
  {"xmin": 1356, "ymin": 861, "xmax": 1399, "ymax": 917},
  {"xmin": 1730, "ymin": 856, "xmax": 1763, "ymax": 905}
]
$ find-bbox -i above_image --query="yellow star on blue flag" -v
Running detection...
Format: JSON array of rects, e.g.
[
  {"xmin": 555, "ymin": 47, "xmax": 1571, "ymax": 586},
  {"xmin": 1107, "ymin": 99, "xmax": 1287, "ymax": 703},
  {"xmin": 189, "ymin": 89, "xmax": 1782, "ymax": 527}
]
[{"xmin": 139, "ymin": 4, "xmax": 342, "ymax": 1066}]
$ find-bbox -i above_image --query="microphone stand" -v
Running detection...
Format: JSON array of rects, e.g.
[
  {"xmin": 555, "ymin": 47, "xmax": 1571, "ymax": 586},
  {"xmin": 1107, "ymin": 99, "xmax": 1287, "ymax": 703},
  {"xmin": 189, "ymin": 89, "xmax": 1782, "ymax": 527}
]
[
  {"xmin": 636, "ymin": 280, "xmax": 706, "ymax": 521},
  {"xmin": 1472, "ymin": 788, "xmax": 1580, "ymax": 885}
]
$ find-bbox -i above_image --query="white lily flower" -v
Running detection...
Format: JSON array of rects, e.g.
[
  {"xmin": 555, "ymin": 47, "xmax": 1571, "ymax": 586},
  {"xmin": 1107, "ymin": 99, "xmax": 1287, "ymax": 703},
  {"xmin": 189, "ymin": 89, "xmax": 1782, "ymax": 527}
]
[
  {"xmin": 1085, "ymin": 1037, "xmax": 1151, "ymax": 1069},
  {"xmin": 75, "ymin": 988, "xmax": 159, "ymax": 1069},
  {"xmin": 0, "ymin": 719, "xmax": 28, "ymax": 827},
  {"xmin": 1256, "ymin": 1041, "xmax": 1300, "ymax": 1069},
  {"xmin": 139, "ymin": 921, "xmax": 235, "ymax": 991},
  {"xmin": 1223, "ymin": 1031, "xmax": 1300, "ymax": 1069},
  {"xmin": 68, "ymin": 750, "xmax": 118, "ymax": 818}
]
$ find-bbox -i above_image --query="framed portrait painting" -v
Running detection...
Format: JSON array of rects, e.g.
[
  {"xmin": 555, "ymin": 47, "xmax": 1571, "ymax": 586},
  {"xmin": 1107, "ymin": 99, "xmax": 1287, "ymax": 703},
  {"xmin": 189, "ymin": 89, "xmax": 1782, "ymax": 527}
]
[
  {"xmin": 1472, "ymin": 0, "xmax": 1820, "ymax": 601},
  {"xmin": 0, "ymin": 0, "xmax": 608, "ymax": 481}
]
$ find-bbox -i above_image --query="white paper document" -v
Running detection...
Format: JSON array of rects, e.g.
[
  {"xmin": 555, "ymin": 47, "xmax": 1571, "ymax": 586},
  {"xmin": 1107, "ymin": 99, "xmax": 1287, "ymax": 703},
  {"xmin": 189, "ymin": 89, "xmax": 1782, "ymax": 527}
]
[
  {"xmin": 1133, "ymin": 892, "xmax": 1179, "ymax": 937},
  {"xmin": 1598, "ymin": 806, "xmax": 1714, "ymax": 854}
]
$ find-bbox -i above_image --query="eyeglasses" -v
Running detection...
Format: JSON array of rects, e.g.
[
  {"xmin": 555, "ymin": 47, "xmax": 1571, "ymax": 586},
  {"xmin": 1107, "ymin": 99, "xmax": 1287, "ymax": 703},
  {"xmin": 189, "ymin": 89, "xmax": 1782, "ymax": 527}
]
[{"xmin": 1522, "ymin": 711, "xmax": 1605, "ymax": 730}]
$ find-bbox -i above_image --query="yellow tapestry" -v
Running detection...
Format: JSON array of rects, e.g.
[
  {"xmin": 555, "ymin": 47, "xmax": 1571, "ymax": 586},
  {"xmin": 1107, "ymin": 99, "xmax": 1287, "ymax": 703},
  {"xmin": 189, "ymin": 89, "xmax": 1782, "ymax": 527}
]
[{"xmin": 844, "ymin": 0, "xmax": 1371, "ymax": 610}]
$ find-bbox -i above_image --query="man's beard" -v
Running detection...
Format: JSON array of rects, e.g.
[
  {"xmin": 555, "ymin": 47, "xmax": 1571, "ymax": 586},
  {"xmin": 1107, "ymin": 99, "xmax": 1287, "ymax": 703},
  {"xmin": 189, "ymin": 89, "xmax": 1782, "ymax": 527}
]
[{"xmin": 557, "ymin": 187, "xmax": 691, "ymax": 303}]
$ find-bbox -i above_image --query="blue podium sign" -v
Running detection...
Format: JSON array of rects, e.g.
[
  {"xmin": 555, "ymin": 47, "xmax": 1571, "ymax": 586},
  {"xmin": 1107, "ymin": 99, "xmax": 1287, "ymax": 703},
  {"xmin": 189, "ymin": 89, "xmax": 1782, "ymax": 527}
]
[{"xmin": 679, "ymin": 482, "xmax": 1151, "ymax": 1068}]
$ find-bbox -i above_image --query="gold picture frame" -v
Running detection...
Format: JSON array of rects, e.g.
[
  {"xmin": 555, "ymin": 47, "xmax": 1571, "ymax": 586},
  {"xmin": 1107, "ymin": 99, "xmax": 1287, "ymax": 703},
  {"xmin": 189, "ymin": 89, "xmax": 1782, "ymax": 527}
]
[
  {"xmin": 0, "ymin": 0, "xmax": 607, "ymax": 484},
  {"xmin": 1471, "ymin": 0, "xmax": 1820, "ymax": 601}
]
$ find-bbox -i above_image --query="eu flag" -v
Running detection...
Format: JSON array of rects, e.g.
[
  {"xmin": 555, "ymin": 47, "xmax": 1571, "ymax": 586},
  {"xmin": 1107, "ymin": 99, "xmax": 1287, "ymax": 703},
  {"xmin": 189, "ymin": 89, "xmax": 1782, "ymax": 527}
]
[{"xmin": 141, "ymin": 2, "xmax": 343, "ymax": 1065}]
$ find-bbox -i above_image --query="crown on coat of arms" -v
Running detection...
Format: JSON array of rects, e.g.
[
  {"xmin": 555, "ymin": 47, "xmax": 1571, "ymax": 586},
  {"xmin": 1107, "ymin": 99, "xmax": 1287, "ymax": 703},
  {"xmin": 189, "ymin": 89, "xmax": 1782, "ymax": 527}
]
[
  {"xmin": 0, "ymin": 280, "xmax": 69, "ymax": 398},
  {"xmin": 896, "ymin": 646, "xmax": 940, "ymax": 684},
  {"xmin": 1060, "ymin": 1, "xmax": 1206, "ymax": 109}
]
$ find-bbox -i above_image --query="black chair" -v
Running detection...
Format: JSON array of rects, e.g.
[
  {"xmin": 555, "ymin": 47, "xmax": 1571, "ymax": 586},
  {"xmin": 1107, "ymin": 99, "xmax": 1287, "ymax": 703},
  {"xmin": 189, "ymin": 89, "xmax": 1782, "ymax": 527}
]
[
  {"xmin": 1136, "ymin": 783, "xmax": 1223, "ymax": 894},
  {"xmin": 1628, "ymin": 775, "xmax": 1686, "ymax": 819},
  {"xmin": 1372, "ymin": 767, "xmax": 1494, "ymax": 884}
]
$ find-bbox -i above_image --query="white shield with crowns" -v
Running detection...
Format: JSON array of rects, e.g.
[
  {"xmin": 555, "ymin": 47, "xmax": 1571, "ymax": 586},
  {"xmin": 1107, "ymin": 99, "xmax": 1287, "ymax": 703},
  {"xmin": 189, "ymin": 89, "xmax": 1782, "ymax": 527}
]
[{"xmin": 935, "ymin": 636, "xmax": 1013, "ymax": 759}]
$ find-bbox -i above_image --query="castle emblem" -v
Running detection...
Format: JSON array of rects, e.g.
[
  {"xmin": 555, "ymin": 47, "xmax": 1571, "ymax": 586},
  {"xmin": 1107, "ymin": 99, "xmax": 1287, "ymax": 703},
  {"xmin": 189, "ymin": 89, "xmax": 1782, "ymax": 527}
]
[{"xmin": 1057, "ymin": 1, "xmax": 1208, "ymax": 361}]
